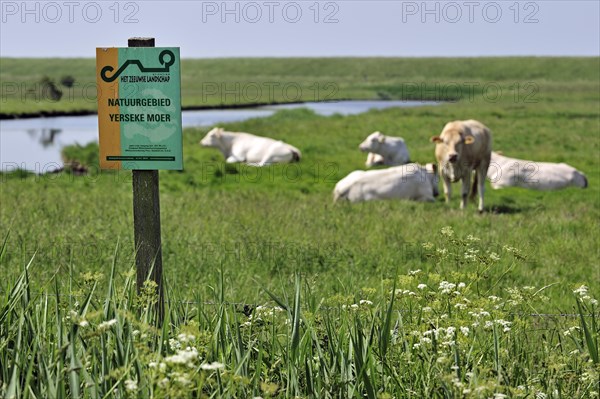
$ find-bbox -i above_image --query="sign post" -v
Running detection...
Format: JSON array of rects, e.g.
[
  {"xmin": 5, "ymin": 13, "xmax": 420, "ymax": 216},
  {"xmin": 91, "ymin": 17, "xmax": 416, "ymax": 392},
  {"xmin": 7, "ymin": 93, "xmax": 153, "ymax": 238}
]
[{"xmin": 96, "ymin": 37, "xmax": 183, "ymax": 324}]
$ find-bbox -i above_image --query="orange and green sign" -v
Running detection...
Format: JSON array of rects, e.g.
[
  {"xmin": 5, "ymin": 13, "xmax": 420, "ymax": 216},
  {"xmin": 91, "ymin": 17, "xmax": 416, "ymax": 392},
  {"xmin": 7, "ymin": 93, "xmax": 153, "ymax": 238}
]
[{"xmin": 96, "ymin": 47, "xmax": 183, "ymax": 170}]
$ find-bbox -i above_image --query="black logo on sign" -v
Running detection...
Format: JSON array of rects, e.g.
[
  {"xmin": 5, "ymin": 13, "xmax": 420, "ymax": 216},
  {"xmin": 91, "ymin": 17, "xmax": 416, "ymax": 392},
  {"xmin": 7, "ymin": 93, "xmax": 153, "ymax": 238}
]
[{"xmin": 100, "ymin": 49, "xmax": 175, "ymax": 83}]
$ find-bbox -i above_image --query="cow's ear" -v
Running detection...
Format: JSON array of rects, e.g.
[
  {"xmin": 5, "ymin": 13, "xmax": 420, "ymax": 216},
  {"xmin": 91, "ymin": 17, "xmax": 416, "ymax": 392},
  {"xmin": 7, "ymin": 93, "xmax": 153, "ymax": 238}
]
[
  {"xmin": 378, "ymin": 135, "xmax": 385, "ymax": 143},
  {"xmin": 430, "ymin": 136, "xmax": 443, "ymax": 143},
  {"xmin": 216, "ymin": 128, "xmax": 223, "ymax": 137},
  {"xmin": 464, "ymin": 136, "xmax": 475, "ymax": 145}
]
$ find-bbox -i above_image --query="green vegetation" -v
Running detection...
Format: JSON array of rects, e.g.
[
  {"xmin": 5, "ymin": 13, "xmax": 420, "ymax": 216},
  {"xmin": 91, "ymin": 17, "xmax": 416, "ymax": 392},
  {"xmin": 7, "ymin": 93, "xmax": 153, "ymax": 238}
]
[
  {"xmin": 1, "ymin": 57, "xmax": 598, "ymax": 115},
  {"xmin": 1, "ymin": 57, "xmax": 599, "ymax": 397}
]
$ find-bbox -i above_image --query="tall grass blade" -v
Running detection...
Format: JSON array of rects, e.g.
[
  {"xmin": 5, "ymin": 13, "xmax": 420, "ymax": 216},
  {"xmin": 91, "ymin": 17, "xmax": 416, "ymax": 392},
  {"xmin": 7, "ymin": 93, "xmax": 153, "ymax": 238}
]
[{"xmin": 576, "ymin": 298, "xmax": 599, "ymax": 364}]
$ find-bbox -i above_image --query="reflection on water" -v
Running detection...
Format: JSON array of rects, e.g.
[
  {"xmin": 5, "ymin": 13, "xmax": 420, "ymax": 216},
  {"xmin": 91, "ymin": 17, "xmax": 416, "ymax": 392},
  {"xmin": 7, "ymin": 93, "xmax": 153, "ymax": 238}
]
[
  {"xmin": 1, "ymin": 100, "xmax": 438, "ymax": 172},
  {"xmin": 28, "ymin": 128, "xmax": 62, "ymax": 148}
]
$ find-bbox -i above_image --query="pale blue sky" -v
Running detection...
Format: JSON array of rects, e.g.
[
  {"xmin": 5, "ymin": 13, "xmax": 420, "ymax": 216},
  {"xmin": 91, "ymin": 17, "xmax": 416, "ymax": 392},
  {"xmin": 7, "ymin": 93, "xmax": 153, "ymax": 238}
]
[{"xmin": 1, "ymin": 1, "xmax": 598, "ymax": 57}]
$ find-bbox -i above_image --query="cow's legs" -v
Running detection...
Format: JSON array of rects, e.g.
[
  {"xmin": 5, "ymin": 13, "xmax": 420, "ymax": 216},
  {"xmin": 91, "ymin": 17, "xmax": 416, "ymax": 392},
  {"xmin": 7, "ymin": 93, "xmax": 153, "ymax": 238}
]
[
  {"xmin": 226, "ymin": 154, "xmax": 243, "ymax": 163},
  {"xmin": 258, "ymin": 147, "xmax": 293, "ymax": 166},
  {"xmin": 441, "ymin": 171, "xmax": 452, "ymax": 204},
  {"xmin": 460, "ymin": 171, "xmax": 471, "ymax": 209},
  {"xmin": 477, "ymin": 166, "xmax": 486, "ymax": 213}
]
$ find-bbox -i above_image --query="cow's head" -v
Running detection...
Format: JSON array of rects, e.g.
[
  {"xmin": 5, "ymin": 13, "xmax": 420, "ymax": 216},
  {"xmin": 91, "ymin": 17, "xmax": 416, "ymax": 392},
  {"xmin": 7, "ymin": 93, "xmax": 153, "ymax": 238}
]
[
  {"xmin": 359, "ymin": 131, "xmax": 385, "ymax": 152},
  {"xmin": 200, "ymin": 127, "xmax": 224, "ymax": 147},
  {"xmin": 425, "ymin": 163, "xmax": 440, "ymax": 197},
  {"xmin": 430, "ymin": 127, "xmax": 474, "ymax": 165}
]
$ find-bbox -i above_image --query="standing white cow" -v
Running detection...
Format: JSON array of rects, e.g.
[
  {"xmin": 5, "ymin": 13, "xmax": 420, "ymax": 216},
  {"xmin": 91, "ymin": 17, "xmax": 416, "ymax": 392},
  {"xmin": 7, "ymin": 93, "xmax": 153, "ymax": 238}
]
[
  {"xmin": 200, "ymin": 127, "xmax": 301, "ymax": 166},
  {"xmin": 359, "ymin": 131, "xmax": 411, "ymax": 167},
  {"xmin": 487, "ymin": 151, "xmax": 588, "ymax": 190},
  {"xmin": 333, "ymin": 163, "xmax": 439, "ymax": 203},
  {"xmin": 430, "ymin": 120, "xmax": 492, "ymax": 212}
]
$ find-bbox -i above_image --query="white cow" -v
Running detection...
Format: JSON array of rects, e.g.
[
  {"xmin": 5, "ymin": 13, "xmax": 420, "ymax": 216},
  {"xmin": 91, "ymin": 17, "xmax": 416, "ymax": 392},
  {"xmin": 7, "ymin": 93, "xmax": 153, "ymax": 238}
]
[
  {"xmin": 430, "ymin": 120, "xmax": 492, "ymax": 212},
  {"xmin": 200, "ymin": 127, "xmax": 301, "ymax": 166},
  {"xmin": 487, "ymin": 151, "xmax": 588, "ymax": 190},
  {"xmin": 333, "ymin": 163, "xmax": 439, "ymax": 203},
  {"xmin": 359, "ymin": 132, "xmax": 411, "ymax": 167}
]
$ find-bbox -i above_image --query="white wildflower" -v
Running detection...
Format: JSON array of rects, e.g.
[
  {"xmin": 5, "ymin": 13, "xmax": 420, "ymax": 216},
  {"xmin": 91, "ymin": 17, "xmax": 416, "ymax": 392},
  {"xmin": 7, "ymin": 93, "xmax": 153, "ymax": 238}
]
[
  {"xmin": 489, "ymin": 252, "xmax": 501, "ymax": 261},
  {"xmin": 359, "ymin": 300, "xmax": 373, "ymax": 306},
  {"xmin": 458, "ymin": 282, "xmax": 466, "ymax": 289},
  {"xmin": 165, "ymin": 347, "xmax": 199, "ymax": 367},
  {"xmin": 422, "ymin": 242, "xmax": 434, "ymax": 250},
  {"xmin": 175, "ymin": 375, "xmax": 191, "ymax": 385},
  {"xmin": 417, "ymin": 284, "xmax": 427, "ymax": 290},
  {"xmin": 408, "ymin": 269, "xmax": 422, "ymax": 276},
  {"xmin": 350, "ymin": 304, "xmax": 359, "ymax": 310},
  {"xmin": 200, "ymin": 361, "xmax": 225, "ymax": 371},
  {"xmin": 460, "ymin": 326, "xmax": 470, "ymax": 337},
  {"xmin": 466, "ymin": 235, "xmax": 480, "ymax": 242},
  {"xmin": 440, "ymin": 226, "xmax": 454, "ymax": 237},
  {"xmin": 124, "ymin": 379, "xmax": 138, "ymax": 392},
  {"xmin": 79, "ymin": 320, "xmax": 89, "ymax": 328},
  {"xmin": 454, "ymin": 303, "xmax": 467, "ymax": 310},
  {"xmin": 98, "ymin": 319, "xmax": 117, "ymax": 331},
  {"xmin": 422, "ymin": 307, "xmax": 432, "ymax": 313},
  {"xmin": 439, "ymin": 281, "xmax": 456, "ymax": 294},
  {"xmin": 169, "ymin": 338, "xmax": 181, "ymax": 351},
  {"xmin": 177, "ymin": 333, "xmax": 195, "ymax": 343}
]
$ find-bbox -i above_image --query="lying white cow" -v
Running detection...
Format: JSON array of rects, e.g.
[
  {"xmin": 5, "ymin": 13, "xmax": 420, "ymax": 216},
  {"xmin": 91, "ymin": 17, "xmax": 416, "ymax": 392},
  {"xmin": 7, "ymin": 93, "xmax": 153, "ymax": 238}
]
[
  {"xmin": 200, "ymin": 127, "xmax": 301, "ymax": 166},
  {"xmin": 359, "ymin": 131, "xmax": 411, "ymax": 167},
  {"xmin": 487, "ymin": 151, "xmax": 588, "ymax": 190},
  {"xmin": 333, "ymin": 163, "xmax": 439, "ymax": 203}
]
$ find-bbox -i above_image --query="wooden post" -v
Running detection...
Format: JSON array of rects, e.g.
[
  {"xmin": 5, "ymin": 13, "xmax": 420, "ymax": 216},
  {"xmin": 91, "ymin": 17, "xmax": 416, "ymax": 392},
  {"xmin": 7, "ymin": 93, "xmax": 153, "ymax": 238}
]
[{"xmin": 129, "ymin": 37, "xmax": 164, "ymax": 323}]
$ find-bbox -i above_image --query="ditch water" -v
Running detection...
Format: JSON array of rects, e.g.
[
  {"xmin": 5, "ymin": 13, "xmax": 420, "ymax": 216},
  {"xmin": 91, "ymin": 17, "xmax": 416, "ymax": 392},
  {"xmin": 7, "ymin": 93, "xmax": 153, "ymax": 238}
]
[{"xmin": 0, "ymin": 100, "xmax": 437, "ymax": 173}]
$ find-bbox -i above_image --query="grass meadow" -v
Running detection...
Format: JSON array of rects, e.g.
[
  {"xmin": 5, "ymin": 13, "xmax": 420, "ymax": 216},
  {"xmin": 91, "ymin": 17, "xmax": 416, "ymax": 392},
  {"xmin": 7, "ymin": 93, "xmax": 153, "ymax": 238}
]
[{"xmin": 1, "ymin": 57, "xmax": 599, "ymax": 398}]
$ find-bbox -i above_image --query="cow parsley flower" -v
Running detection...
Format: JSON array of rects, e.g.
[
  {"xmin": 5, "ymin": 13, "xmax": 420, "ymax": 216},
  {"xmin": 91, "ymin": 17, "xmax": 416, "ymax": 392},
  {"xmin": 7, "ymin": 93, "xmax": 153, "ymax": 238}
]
[
  {"xmin": 124, "ymin": 379, "xmax": 138, "ymax": 392},
  {"xmin": 98, "ymin": 319, "xmax": 117, "ymax": 331},
  {"xmin": 439, "ymin": 281, "xmax": 456, "ymax": 294},
  {"xmin": 200, "ymin": 361, "xmax": 225, "ymax": 370},
  {"xmin": 489, "ymin": 252, "xmax": 501, "ymax": 261},
  {"xmin": 165, "ymin": 347, "xmax": 199, "ymax": 367},
  {"xmin": 440, "ymin": 226, "xmax": 454, "ymax": 237},
  {"xmin": 177, "ymin": 333, "xmax": 195, "ymax": 343}
]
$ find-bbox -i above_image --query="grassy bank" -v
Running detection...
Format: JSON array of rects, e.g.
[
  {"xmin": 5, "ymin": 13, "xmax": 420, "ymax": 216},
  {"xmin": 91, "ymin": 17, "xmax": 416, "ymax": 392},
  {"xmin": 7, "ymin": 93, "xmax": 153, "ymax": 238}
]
[{"xmin": 1, "ymin": 57, "xmax": 598, "ymax": 116}]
